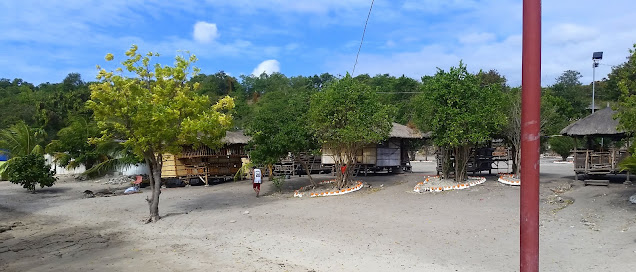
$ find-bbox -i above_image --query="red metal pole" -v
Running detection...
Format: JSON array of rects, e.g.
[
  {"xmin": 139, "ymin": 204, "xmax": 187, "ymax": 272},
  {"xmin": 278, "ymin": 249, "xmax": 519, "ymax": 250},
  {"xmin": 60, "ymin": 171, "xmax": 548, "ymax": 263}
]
[{"xmin": 521, "ymin": 0, "xmax": 541, "ymax": 271}]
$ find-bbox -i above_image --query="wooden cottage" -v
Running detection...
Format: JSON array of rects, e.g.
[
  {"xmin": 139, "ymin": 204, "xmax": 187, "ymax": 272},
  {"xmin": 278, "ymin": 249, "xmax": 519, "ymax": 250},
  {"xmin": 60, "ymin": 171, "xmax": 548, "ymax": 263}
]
[
  {"xmin": 161, "ymin": 131, "xmax": 251, "ymax": 185},
  {"xmin": 560, "ymin": 107, "xmax": 630, "ymax": 183},
  {"xmin": 321, "ymin": 123, "xmax": 426, "ymax": 174}
]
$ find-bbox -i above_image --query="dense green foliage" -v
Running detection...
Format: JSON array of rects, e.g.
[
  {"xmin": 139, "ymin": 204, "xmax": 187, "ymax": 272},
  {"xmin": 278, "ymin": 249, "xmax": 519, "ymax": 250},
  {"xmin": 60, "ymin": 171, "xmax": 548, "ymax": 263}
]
[
  {"xmin": 6, "ymin": 154, "xmax": 57, "ymax": 191},
  {"xmin": 45, "ymin": 118, "xmax": 102, "ymax": 169},
  {"xmin": 614, "ymin": 44, "xmax": 636, "ymax": 172},
  {"xmin": 0, "ymin": 122, "xmax": 46, "ymax": 180},
  {"xmin": 45, "ymin": 118, "xmax": 142, "ymax": 178},
  {"xmin": 309, "ymin": 74, "xmax": 394, "ymax": 187},
  {"xmin": 548, "ymin": 136, "xmax": 575, "ymax": 161},
  {"xmin": 500, "ymin": 87, "xmax": 521, "ymax": 175},
  {"xmin": 245, "ymin": 75, "xmax": 320, "ymax": 185},
  {"xmin": 413, "ymin": 62, "xmax": 506, "ymax": 182},
  {"xmin": 0, "ymin": 122, "xmax": 46, "ymax": 157}
]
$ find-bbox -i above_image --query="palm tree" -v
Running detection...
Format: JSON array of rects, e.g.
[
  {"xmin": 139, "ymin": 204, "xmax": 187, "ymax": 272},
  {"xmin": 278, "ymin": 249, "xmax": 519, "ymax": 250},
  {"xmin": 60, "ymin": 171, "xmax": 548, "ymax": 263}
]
[
  {"xmin": 82, "ymin": 140, "xmax": 141, "ymax": 178},
  {"xmin": 45, "ymin": 117, "xmax": 142, "ymax": 178},
  {"xmin": 0, "ymin": 122, "xmax": 46, "ymax": 179}
]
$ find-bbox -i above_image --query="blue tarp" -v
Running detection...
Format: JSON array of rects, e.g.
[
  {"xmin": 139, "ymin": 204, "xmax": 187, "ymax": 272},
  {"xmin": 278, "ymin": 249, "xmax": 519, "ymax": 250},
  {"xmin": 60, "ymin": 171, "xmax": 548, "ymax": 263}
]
[{"xmin": 0, "ymin": 150, "xmax": 9, "ymax": 161}]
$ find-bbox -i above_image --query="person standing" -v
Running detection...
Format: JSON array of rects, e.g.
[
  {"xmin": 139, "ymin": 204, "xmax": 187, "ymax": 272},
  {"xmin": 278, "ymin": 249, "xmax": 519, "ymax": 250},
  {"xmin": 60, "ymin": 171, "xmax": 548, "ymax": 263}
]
[{"xmin": 252, "ymin": 167, "xmax": 262, "ymax": 197}]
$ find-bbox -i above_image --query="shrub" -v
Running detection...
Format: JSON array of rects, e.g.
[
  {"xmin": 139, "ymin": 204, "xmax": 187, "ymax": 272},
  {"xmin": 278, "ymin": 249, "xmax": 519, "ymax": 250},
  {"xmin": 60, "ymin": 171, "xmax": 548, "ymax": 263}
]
[
  {"xmin": 271, "ymin": 176, "xmax": 285, "ymax": 192},
  {"xmin": 6, "ymin": 154, "xmax": 57, "ymax": 191},
  {"xmin": 548, "ymin": 136, "xmax": 575, "ymax": 161}
]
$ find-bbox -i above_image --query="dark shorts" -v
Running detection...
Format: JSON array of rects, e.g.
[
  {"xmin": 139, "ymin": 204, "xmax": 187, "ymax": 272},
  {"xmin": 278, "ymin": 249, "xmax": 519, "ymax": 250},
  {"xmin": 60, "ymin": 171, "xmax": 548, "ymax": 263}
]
[{"xmin": 253, "ymin": 183, "xmax": 261, "ymax": 190}]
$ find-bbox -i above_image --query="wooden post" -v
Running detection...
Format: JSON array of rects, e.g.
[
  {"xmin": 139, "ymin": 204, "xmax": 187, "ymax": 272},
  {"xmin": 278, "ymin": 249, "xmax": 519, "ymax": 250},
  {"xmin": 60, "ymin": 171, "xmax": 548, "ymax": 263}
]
[{"xmin": 520, "ymin": 0, "xmax": 541, "ymax": 270}]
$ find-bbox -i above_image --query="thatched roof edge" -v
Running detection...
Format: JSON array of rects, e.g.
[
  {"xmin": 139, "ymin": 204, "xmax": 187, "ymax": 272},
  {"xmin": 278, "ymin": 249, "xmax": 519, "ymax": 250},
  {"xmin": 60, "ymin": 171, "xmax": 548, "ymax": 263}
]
[
  {"xmin": 222, "ymin": 130, "xmax": 251, "ymax": 144},
  {"xmin": 560, "ymin": 107, "xmax": 625, "ymax": 137}
]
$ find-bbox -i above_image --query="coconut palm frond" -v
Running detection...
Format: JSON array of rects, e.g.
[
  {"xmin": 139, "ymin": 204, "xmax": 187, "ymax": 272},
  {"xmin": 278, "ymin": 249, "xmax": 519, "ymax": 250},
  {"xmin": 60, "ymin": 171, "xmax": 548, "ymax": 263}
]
[
  {"xmin": 95, "ymin": 139, "xmax": 124, "ymax": 155},
  {"xmin": 619, "ymin": 156, "xmax": 636, "ymax": 173},
  {"xmin": 49, "ymin": 152, "xmax": 72, "ymax": 167},
  {"xmin": 31, "ymin": 145, "xmax": 44, "ymax": 156},
  {"xmin": 67, "ymin": 159, "xmax": 82, "ymax": 170},
  {"xmin": 234, "ymin": 161, "xmax": 254, "ymax": 181},
  {"xmin": 0, "ymin": 122, "xmax": 46, "ymax": 158},
  {"xmin": 83, "ymin": 157, "xmax": 130, "ymax": 178},
  {"xmin": 0, "ymin": 158, "xmax": 15, "ymax": 180}
]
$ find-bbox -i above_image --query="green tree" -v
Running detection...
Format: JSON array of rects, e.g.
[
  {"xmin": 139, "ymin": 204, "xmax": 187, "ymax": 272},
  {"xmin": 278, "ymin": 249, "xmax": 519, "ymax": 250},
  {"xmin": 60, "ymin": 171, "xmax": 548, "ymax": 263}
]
[
  {"xmin": 541, "ymin": 89, "xmax": 574, "ymax": 136},
  {"xmin": 548, "ymin": 136, "xmax": 575, "ymax": 161},
  {"xmin": 36, "ymin": 73, "xmax": 93, "ymax": 139},
  {"xmin": 308, "ymin": 73, "xmax": 394, "ymax": 188},
  {"xmin": 413, "ymin": 62, "xmax": 506, "ymax": 182},
  {"xmin": 246, "ymin": 85, "xmax": 319, "ymax": 186},
  {"xmin": 6, "ymin": 154, "xmax": 56, "ymax": 191},
  {"xmin": 0, "ymin": 122, "xmax": 46, "ymax": 180},
  {"xmin": 87, "ymin": 45, "xmax": 234, "ymax": 223},
  {"xmin": 551, "ymin": 70, "xmax": 589, "ymax": 117},
  {"xmin": 614, "ymin": 44, "xmax": 636, "ymax": 172},
  {"xmin": 45, "ymin": 118, "xmax": 142, "ymax": 177},
  {"xmin": 0, "ymin": 79, "xmax": 39, "ymax": 129},
  {"xmin": 615, "ymin": 44, "xmax": 636, "ymax": 132},
  {"xmin": 46, "ymin": 117, "xmax": 101, "ymax": 169},
  {"xmin": 501, "ymin": 87, "xmax": 521, "ymax": 175}
]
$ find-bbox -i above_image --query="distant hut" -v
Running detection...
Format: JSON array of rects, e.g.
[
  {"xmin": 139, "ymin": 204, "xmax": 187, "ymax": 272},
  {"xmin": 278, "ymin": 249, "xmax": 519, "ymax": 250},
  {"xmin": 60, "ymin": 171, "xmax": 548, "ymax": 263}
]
[
  {"xmin": 161, "ymin": 131, "xmax": 251, "ymax": 185},
  {"xmin": 560, "ymin": 107, "xmax": 630, "ymax": 183},
  {"xmin": 321, "ymin": 123, "xmax": 427, "ymax": 174}
]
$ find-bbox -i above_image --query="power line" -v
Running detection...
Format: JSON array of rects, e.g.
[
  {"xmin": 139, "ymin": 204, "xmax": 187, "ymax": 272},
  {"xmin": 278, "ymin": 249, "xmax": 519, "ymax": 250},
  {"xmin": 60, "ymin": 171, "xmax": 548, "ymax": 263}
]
[{"xmin": 352, "ymin": 0, "xmax": 374, "ymax": 76}]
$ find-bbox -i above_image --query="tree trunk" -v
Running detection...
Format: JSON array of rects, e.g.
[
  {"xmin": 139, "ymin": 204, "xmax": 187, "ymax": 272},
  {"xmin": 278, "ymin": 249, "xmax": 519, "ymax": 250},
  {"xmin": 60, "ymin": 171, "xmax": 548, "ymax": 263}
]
[
  {"xmin": 335, "ymin": 156, "xmax": 343, "ymax": 189},
  {"xmin": 454, "ymin": 147, "xmax": 461, "ymax": 182},
  {"xmin": 511, "ymin": 146, "xmax": 521, "ymax": 176},
  {"xmin": 440, "ymin": 147, "xmax": 451, "ymax": 179},
  {"xmin": 343, "ymin": 152, "xmax": 356, "ymax": 188},
  {"xmin": 144, "ymin": 151, "xmax": 162, "ymax": 223},
  {"xmin": 297, "ymin": 154, "xmax": 316, "ymax": 187},
  {"xmin": 454, "ymin": 145, "xmax": 470, "ymax": 183}
]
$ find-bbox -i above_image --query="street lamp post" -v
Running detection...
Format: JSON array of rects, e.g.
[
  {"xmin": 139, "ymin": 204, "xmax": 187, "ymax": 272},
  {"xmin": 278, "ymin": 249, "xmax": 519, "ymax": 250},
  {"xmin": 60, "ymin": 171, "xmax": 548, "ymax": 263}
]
[{"xmin": 592, "ymin": 51, "xmax": 603, "ymax": 113}]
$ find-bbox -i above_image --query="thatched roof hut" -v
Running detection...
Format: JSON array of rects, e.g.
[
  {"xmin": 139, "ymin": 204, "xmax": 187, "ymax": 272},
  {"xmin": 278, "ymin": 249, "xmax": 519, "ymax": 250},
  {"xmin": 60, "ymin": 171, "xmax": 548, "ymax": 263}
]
[
  {"xmin": 389, "ymin": 123, "xmax": 429, "ymax": 139},
  {"xmin": 222, "ymin": 130, "xmax": 251, "ymax": 144},
  {"xmin": 560, "ymin": 107, "xmax": 625, "ymax": 137}
]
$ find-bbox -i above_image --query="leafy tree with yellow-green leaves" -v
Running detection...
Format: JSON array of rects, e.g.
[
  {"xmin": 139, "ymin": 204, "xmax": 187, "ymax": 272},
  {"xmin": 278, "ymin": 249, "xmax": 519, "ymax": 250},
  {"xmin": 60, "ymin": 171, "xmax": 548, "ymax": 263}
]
[{"xmin": 87, "ymin": 45, "xmax": 234, "ymax": 223}]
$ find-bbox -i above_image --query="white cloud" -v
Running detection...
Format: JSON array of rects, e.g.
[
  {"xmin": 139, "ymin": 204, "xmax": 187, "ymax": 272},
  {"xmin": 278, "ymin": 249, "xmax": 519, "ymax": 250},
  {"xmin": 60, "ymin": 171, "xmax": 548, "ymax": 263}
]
[
  {"xmin": 546, "ymin": 23, "xmax": 598, "ymax": 45},
  {"xmin": 252, "ymin": 60, "xmax": 280, "ymax": 76},
  {"xmin": 459, "ymin": 32, "xmax": 496, "ymax": 44},
  {"xmin": 193, "ymin": 21, "xmax": 219, "ymax": 43}
]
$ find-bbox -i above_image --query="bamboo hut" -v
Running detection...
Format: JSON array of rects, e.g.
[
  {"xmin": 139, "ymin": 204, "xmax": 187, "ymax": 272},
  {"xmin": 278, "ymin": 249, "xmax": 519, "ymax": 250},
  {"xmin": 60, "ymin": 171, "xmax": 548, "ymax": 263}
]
[
  {"xmin": 321, "ymin": 123, "xmax": 427, "ymax": 175},
  {"xmin": 435, "ymin": 140, "xmax": 511, "ymax": 176},
  {"xmin": 161, "ymin": 131, "xmax": 251, "ymax": 185},
  {"xmin": 560, "ymin": 107, "xmax": 630, "ymax": 183}
]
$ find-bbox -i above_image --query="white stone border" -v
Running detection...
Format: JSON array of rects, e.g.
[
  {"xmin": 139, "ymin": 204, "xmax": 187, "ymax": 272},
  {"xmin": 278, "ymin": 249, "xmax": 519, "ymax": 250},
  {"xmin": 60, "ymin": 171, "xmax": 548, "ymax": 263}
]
[
  {"xmin": 498, "ymin": 174, "xmax": 520, "ymax": 186},
  {"xmin": 294, "ymin": 180, "xmax": 364, "ymax": 198},
  {"xmin": 413, "ymin": 176, "xmax": 486, "ymax": 193}
]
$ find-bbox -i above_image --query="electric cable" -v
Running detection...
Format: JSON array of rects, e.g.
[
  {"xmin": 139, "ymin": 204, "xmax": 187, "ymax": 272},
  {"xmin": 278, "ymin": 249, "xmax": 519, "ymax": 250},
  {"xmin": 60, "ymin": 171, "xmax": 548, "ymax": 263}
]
[{"xmin": 352, "ymin": 0, "xmax": 375, "ymax": 76}]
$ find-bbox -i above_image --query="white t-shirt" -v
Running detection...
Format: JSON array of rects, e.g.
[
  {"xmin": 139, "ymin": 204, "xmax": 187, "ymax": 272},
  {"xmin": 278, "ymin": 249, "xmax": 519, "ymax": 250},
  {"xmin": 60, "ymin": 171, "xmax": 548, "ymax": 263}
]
[{"xmin": 253, "ymin": 169, "xmax": 262, "ymax": 184}]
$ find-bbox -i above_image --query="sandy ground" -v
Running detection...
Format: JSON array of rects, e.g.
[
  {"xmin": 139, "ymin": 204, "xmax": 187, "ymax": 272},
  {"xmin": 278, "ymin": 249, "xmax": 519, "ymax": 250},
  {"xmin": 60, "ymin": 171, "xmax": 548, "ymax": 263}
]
[{"xmin": 1, "ymin": 158, "xmax": 636, "ymax": 272}]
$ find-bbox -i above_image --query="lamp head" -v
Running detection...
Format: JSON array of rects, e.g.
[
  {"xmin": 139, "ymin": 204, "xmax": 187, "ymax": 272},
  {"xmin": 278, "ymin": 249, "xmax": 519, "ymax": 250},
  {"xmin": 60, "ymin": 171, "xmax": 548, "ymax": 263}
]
[{"xmin": 592, "ymin": 52, "xmax": 603, "ymax": 60}]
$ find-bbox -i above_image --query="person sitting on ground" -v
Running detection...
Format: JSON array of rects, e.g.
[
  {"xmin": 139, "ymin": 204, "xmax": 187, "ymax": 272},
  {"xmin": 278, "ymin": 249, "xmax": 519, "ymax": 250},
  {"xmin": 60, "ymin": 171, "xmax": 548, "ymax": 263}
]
[{"xmin": 252, "ymin": 167, "xmax": 262, "ymax": 197}]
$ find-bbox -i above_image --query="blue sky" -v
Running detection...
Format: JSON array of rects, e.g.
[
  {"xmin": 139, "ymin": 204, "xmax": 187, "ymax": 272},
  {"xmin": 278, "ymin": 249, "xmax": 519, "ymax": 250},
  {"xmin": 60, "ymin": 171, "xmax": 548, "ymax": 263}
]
[{"xmin": 1, "ymin": 0, "xmax": 635, "ymax": 86}]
